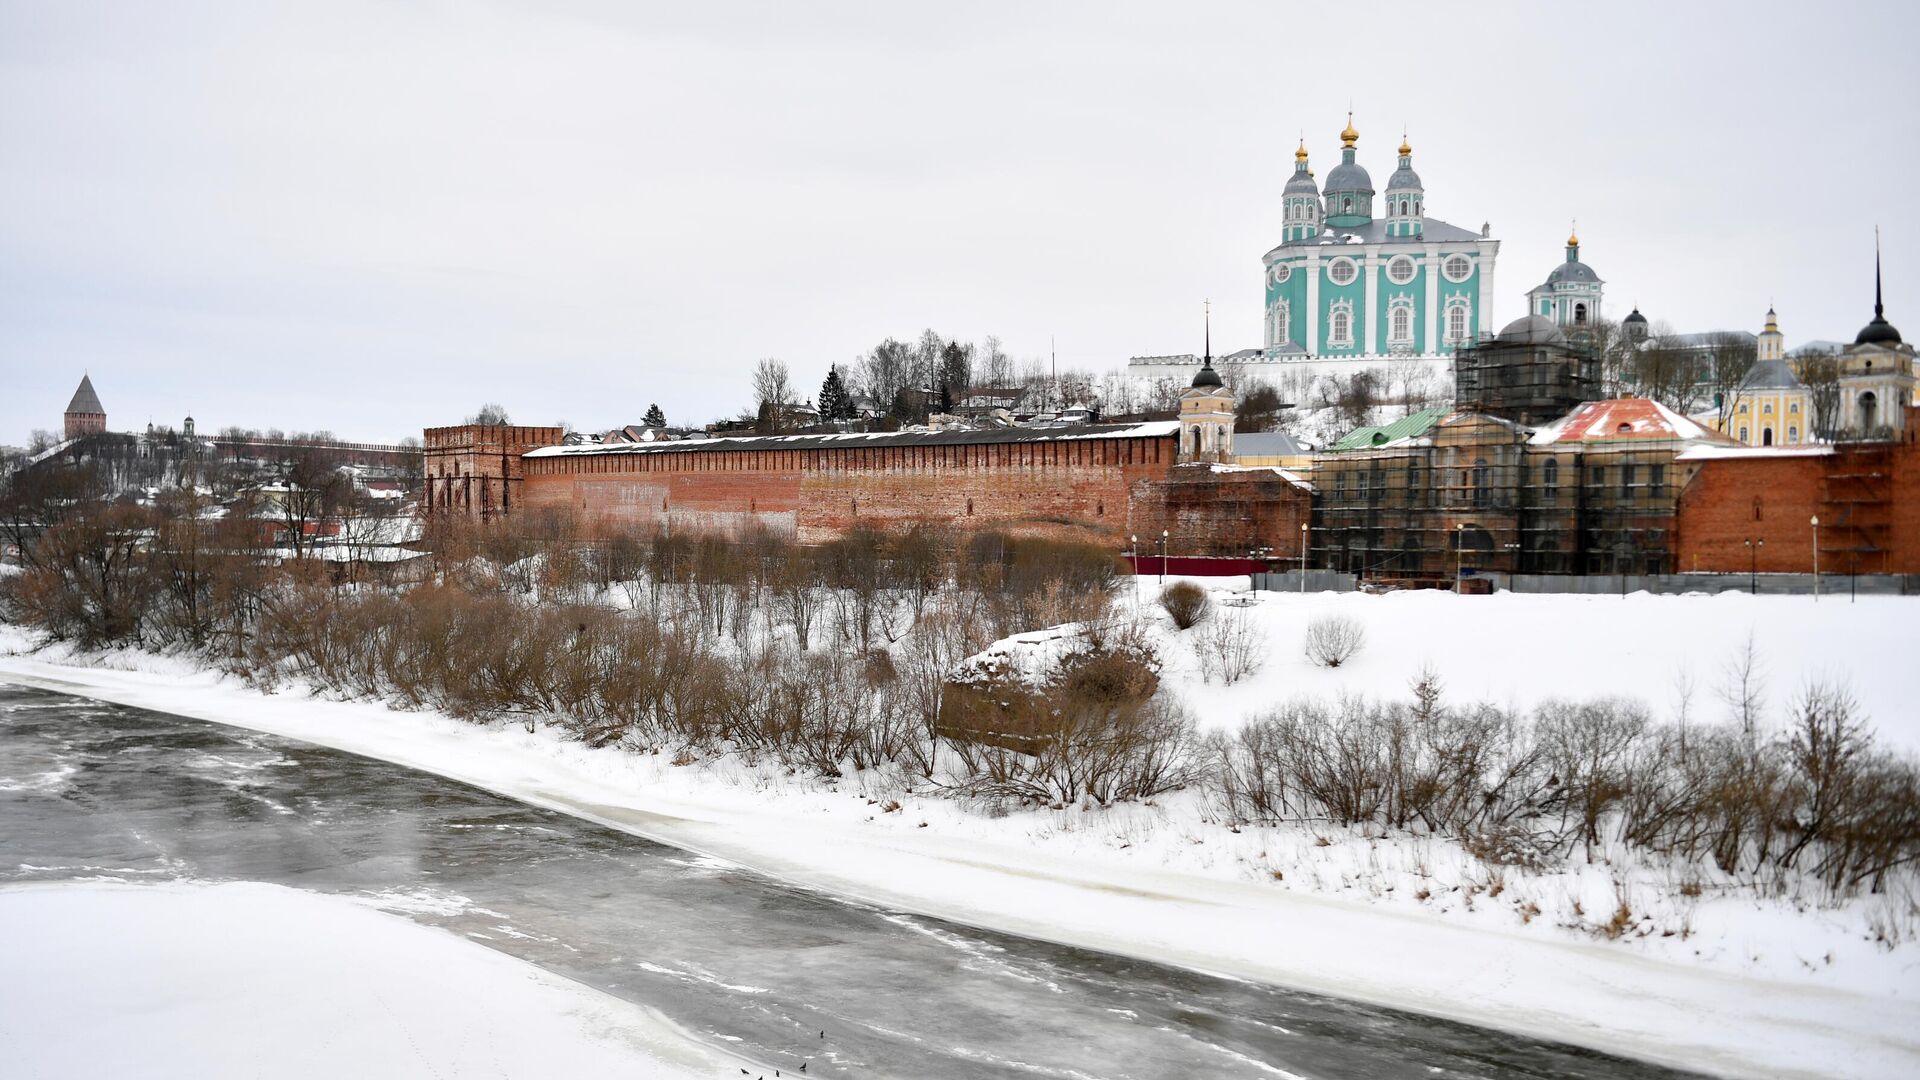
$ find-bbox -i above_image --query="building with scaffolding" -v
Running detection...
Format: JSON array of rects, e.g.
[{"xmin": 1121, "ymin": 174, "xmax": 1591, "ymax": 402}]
[{"xmin": 1307, "ymin": 395, "xmax": 1732, "ymax": 582}]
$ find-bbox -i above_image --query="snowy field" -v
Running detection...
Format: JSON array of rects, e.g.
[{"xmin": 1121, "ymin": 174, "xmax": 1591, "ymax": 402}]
[
  {"xmin": 1116, "ymin": 582, "xmax": 1917, "ymax": 748},
  {"xmin": 3, "ymin": 588, "xmax": 1918, "ymax": 1080},
  {"xmin": 0, "ymin": 880, "xmax": 744, "ymax": 1080}
]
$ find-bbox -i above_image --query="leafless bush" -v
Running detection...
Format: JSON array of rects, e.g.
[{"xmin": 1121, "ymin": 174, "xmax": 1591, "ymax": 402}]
[
  {"xmin": 1196, "ymin": 606, "xmax": 1265, "ymax": 684},
  {"xmin": 1158, "ymin": 581, "xmax": 1210, "ymax": 630},
  {"xmin": 1303, "ymin": 613, "xmax": 1364, "ymax": 667}
]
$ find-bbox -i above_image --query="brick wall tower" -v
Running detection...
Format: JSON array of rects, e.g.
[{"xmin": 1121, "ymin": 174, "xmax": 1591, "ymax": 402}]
[
  {"xmin": 423, "ymin": 424, "xmax": 566, "ymax": 520},
  {"xmin": 63, "ymin": 374, "xmax": 106, "ymax": 440}
]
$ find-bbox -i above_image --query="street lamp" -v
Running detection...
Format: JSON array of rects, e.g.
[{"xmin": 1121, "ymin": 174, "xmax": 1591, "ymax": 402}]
[
  {"xmin": 1744, "ymin": 537, "xmax": 1763, "ymax": 595},
  {"xmin": 1159, "ymin": 529, "xmax": 1169, "ymax": 585},
  {"xmin": 1129, "ymin": 534, "xmax": 1139, "ymax": 609},
  {"xmin": 1298, "ymin": 521, "xmax": 1308, "ymax": 594},
  {"xmin": 1810, "ymin": 515, "xmax": 1819, "ymax": 601},
  {"xmin": 1454, "ymin": 523, "xmax": 1466, "ymax": 593}
]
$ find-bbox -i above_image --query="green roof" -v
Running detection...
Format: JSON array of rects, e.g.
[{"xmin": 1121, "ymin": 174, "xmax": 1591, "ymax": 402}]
[{"xmin": 1327, "ymin": 407, "xmax": 1450, "ymax": 452}]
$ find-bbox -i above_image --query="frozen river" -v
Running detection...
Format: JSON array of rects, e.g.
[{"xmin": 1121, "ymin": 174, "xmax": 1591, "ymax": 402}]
[{"xmin": 0, "ymin": 684, "xmax": 1702, "ymax": 1079}]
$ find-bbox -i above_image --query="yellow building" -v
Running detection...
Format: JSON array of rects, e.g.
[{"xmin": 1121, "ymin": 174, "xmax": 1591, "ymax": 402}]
[{"xmin": 1726, "ymin": 307, "xmax": 1811, "ymax": 447}]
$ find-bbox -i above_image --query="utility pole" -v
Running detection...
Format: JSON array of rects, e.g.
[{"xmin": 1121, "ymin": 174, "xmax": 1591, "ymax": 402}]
[{"xmin": 1299, "ymin": 521, "xmax": 1308, "ymax": 594}]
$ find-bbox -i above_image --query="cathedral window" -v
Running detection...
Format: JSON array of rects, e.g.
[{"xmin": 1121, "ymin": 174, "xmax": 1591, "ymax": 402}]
[
  {"xmin": 1573, "ymin": 303, "xmax": 1588, "ymax": 324},
  {"xmin": 1446, "ymin": 301, "xmax": 1470, "ymax": 343},
  {"xmin": 1328, "ymin": 258, "xmax": 1358, "ymax": 285},
  {"xmin": 1788, "ymin": 426, "xmax": 1799, "ymax": 443},
  {"xmin": 1328, "ymin": 301, "xmax": 1355, "ymax": 347},
  {"xmin": 1386, "ymin": 256, "xmax": 1416, "ymax": 284},
  {"xmin": 1389, "ymin": 301, "xmax": 1413, "ymax": 344},
  {"xmin": 1273, "ymin": 263, "xmax": 1290, "ymax": 284},
  {"xmin": 1789, "ymin": 401, "xmax": 1799, "ymax": 413},
  {"xmin": 1442, "ymin": 255, "xmax": 1472, "ymax": 282},
  {"xmin": 1762, "ymin": 402, "xmax": 1773, "ymax": 414}
]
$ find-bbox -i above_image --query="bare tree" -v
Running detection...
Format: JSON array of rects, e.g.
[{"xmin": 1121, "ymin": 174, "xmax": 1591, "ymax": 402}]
[
  {"xmin": 751, "ymin": 358, "xmax": 794, "ymax": 433},
  {"xmin": 1796, "ymin": 349, "xmax": 1843, "ymax": 440},
  {"xmin": 466, "ymin": 403, "xmax": 511, "ymax": 425}
]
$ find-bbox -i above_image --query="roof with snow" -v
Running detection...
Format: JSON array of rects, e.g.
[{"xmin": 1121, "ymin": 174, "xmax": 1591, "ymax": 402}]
[
  {"xmin": 1527, "ymin": 398, "xmax": 1731, "ymax": 447},
  {"xmin": 524, "ymin": 420, "xmax": 1182, "ymax": 458},
  {"xmin": 65, "ymin": 375, "xmax": 104, "ymax": 416},
  {"xmin": 1233, "ymin": 431, "xmax": 1308, "ymax": 457},
  {"xmin": 1268, "ymin": 217, "xmax": 1481, "ymax": 256},
  {"xmin": 1326, "ymin": 407, "xmax": 1451, "ymax": 452},
  {"xmin": 1736, "ymin": 358, "xmax": 1804, "ymax": 391}
]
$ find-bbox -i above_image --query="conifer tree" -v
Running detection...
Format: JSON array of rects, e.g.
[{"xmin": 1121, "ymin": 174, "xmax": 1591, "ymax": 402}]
[
  {"xmin": 820, "ymin": 368, "xmax": 854, "ymax": 421},
  {"xmin": 643, "ymin": 403, "xmax": 666, "ymax": 428}
]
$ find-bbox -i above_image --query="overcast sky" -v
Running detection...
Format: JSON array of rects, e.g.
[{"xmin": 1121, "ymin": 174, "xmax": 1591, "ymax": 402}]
[{"xmin": 3, "ymin": 0, "xmax": 1916, "ymax": 445}]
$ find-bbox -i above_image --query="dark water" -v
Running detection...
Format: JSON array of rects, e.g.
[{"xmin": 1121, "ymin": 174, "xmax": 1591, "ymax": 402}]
[{"xmin": 0, "ymin": 683, "xmax": 1701, "ymax": 1079}]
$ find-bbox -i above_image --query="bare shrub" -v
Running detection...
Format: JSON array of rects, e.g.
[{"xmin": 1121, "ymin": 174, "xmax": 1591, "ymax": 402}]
[
  {"xmin": 1196, "ymin": 606, "xmax": 1266, "ymax": 684},
  {"xmin": 1303, "ymin": 613, "xmax": 1364, "ymax": 667},
  {"xmin": 1158, "ymin": 581, "xmax": 1210, "ymax": 630}
]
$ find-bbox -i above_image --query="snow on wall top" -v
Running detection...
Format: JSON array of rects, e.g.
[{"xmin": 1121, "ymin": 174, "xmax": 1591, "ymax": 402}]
[
  {"xmin": 1676, "ymin": 444, "xmax": 1835, "ymax": 461},
  {"xmin": 523, "ymin": 421, "xmax": 1181, "ymax": 458}
]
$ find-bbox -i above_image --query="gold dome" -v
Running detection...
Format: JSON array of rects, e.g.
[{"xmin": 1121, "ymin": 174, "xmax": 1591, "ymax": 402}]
[
  {"xmin": 1567, "ymin": 228, "xmax": 1579, "ymax": 247},
  {"xmin": 1295, "ymin": 140, "xmax": 1309, "ymax": 162},
  {"xmin": 1398, "ymin": 134, "xmax": 1411, "ymax": 156},
  {"xmin": 1340, "ymin": 113, "xmax": 1359, "ymax": 148}
]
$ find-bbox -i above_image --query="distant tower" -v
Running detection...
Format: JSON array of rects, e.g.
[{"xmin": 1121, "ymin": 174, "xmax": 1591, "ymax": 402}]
[
  {"xmin": 63, "ymin": 374, "xmax": 106, "ymax": 440},
  {"xmin": 1526, "ymin": 226, "xmax": 1604, "ymax": 331},
  {"xmin": 1178, "ymin": 301, "xmax": 1236, "ymax": 464},
  {"xmin": 1384, "ymin": 133, "xmax": 1423, "ymax": 239},
  {"xmin": 1321, "ymin": 114, "xmax": 1374, "ymax": 227},
  {"xmin": 1757, "ymin": 306, "xmax": 1785, "ymax": 362},
  {"xmin": 1622, "ymin": 306, "xmax": 1649, "ymax": 344},
  {"xmin": 1837, "ymin": 239, "xmax": 1915, "ymax": 437},
  {"xmin": 183, "ymin": 414, "xmax": 196, "ymax": 439},
  {"xmin": 1281, "ymin": 139, "xmax": 1321, "ymax": 244}
]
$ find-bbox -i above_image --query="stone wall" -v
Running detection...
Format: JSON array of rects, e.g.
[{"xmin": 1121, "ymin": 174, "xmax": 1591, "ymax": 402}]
[
  {"xmin": 424, "ymin": 424, "xmax": 565, "ymax": 520},
  {"xmin": 516, "ymin": 433, "xmax": 1312, "ymax": 555},
  {"xmin": 1674, "ymin": 408, "xmax": 1919, "ymax": 574}
]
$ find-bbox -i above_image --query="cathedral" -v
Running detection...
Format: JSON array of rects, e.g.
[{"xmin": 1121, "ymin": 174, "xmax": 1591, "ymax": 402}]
[{"xmin": 1263, "ymin": 116, "xmax": 1502, "ymax": 361}]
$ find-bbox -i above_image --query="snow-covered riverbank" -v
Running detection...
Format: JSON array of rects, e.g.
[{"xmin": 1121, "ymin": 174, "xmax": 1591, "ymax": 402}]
[
  {"xmin": 3, "ymin": 590, "xmax": 1917, "ymax": 1080},
  {"xmin": 0, "ymin": 880, "xmax": 744, "ymax": 1079}
]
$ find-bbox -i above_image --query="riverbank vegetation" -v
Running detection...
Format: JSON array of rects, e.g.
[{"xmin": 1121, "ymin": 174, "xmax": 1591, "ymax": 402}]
[{"xmin": 2, "ymin": 476, "xmax": 1916, "ymax": 938}]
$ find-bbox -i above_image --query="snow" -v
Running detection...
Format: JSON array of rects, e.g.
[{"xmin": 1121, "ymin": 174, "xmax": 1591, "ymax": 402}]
[
  {"xmin": 4, "ymin": 587, "xmax": 1918, "ymax": 1079},
  {"xmin": 0, "ymin": 880, "xmax": 747, "ymax": 1079},
  {"xmin": 1679, "ymin": 444, "xmax": 1835, "ymax": 460},
  {"xmin": 525, "ymin": 420, "xmax": 1182, "ymax": 456}
]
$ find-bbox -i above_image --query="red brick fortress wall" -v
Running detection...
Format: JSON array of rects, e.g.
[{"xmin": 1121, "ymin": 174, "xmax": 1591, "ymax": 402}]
[
  {"xmin": 1129, "ymin": 465, "xmax": 1312, "ymax": 559},
  {"xmin": 520, "ymin": 433, "xmax": 1180, "ymax": 546},
  {"xmin": 1675, "ymin": 407, "xmax": 1919, "ymax": 574},
  {"xmin": 424, "ymin": 424, "xmax": 566, "ymax": 520}
]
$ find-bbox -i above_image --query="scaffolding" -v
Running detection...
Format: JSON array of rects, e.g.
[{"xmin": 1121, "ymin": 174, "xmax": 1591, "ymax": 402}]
[
  {"xmin": 1453, "ymin": 334, "xmax": 1602, "ymax": 429},
  {"xmin": 1307, "ymin": 411, "xmax": 1691, "ymax": 583}
]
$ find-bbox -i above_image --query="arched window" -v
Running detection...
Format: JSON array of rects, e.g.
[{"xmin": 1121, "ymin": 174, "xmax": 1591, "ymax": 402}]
[
  {"xmin": 1762, "ymin": 402, "xmax": 1773, "ymax": 415},
  {"xmin": 1447, "ymin": 302, "xmax": 1469, "ymax": 343},
  {"xmin": 1343, "ymin": 196, "xmax": 1353, "ymax": 212},
  {"xmin": 1789, "ymin": 401, "xmax": 1800, "ymax": 413},
  {"xmin": 1788, "ymin": 425, "xmax": 1799, "ymax": 442},
  {"xmin": 1752, "ymin": 497, "xmax": 1763, "ymax": 522},
  {"xmin": 1472, "ymin": 458, "xmax": 1489, "ymax": 508},
  {"xmin": 1763, "ymin": 428, "xmax": 1774, "ymax": 446},
  {"xmin": 1739, "ymin": 426, "xmax": 1749, "ymax": 441},
  {"xmin": 1543, "ymin": 457, "xmax": 1560, "ymax": 500},
  {"xmin": 1329, "ymin": 308, "xmax": 1351, "ymax": 346},
  {"xmin": 1573, "ymin": 303, "xmax": 1588, "ymax": 324},
  {"xmin": 1390, "ymin": 303, "xmax": 1412, "ymax": 343}
]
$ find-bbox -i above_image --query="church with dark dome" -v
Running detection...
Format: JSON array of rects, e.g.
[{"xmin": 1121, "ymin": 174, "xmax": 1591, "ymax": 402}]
[{"xmin": 1837, "ymin": 249, "xmax": 1914, "ymax": 437}]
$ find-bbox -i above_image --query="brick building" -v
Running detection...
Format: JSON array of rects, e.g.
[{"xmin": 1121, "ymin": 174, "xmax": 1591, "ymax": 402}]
[{"xmin": 1674, "ymin": 406, "xmax": 1919, "ymax": 575}]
